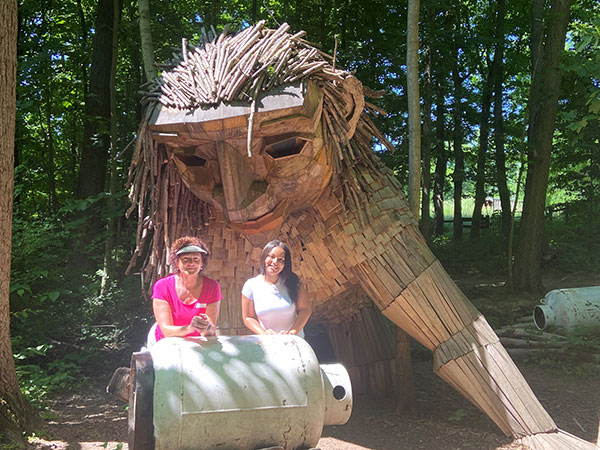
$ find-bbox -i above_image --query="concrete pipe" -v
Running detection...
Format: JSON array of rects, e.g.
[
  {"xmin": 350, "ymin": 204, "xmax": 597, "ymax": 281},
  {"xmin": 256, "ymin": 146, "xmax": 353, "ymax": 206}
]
[
  {"xmin": 128, "ymin": 335, "xmax": 352, "ymax": 450},
  {"xmin": 533, "ymin": 286, "xmax": 600, "ymax": 334}
]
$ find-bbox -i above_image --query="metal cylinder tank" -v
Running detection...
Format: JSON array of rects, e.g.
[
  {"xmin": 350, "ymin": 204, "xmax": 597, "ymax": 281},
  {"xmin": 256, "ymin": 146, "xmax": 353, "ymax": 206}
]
[
  {"xmin": 128, "ymin": 335, "xmax": 352, "ymax": 450},
  {"xmin": 533, "ymin": 286, "xmax": 600, "ymax": 334}
]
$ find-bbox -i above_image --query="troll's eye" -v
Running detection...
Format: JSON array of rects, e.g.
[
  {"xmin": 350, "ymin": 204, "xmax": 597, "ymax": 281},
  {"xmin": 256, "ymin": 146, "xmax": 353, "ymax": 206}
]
[
  {"xmin": 173, "ymin": 147, "xmax": 207, "ymax": 166},
  {"xmin": 265, "ymin": 137, "xmax": 307, "ymax": 159},
  {"xmin": 174, "ymin": 153, "xmax": 207, "ymax": 167}
]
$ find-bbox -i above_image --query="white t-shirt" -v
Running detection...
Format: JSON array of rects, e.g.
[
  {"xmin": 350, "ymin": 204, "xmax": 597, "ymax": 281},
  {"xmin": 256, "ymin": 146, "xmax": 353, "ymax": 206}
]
[{"xmin": 241, "ymin": 275, "xmax": 304, "ymax": 337}]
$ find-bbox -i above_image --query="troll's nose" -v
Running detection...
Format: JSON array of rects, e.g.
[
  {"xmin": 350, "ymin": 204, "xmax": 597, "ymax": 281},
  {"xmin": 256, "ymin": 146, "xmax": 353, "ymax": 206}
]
[{"xmin": 216, "ymin": 141, "xmax": 268, "ymax": 222}]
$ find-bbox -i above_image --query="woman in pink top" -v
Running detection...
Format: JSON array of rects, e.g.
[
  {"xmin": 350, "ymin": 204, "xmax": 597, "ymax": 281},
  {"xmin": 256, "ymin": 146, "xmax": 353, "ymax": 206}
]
[{"xmin": 150, "ymin": 236, "xmax": 221, "ymax": 344}]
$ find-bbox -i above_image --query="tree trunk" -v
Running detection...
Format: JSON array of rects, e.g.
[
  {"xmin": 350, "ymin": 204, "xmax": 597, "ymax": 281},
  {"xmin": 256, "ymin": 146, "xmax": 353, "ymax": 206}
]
[
  {"xmin": 102, "ymin": 0, "xmax": 121, "ymax": 292},
  {"xmin": 76, "ymin": 0, "xmax": 88, "ymax": 98},
  {"xmin": 513, "ymin": 0, "xmax": 572, "ymax": 293},
  {"xmin": 138, "ymin": 0, "xmax": 156, "ymax": 82},
  {"xmin": 492, "ymin": 0, "xmax": 511, "ymax": 240},
  {"xmin": 471, "ymin": 57, "xmax": 493, "ymax": 238},
  {"xmin": 44, "ymin": 82, "xmax": 56, "ymax": 212},
  {"xmin": 76, "ymin": 0, "xmax": 114, "ymax": 200},
  {"xmin": 0, "ymin": 0, "xmax": 40, "ymax": 443},
  {"xmin": 451, "ymin": 42, "xmax": 464, "ymax": 240},
  {"xmin": 530, "ymin": 0, "xmax": 545, "ymax": 77},
  {"xmin": 73, "ymin": 0, "xmax": 88, "ymax": 189},
  {"xmin": 420, "ymin": 45, "xmax": 433, "ymax": 241},
  {"xmin": 37, "ymin": 4, "xmax": 57, "ymax": 212},
  {"xmin": 126, "ymin": 0, "xmax": 143, "ymax": 123},
  {"xmin": 433, "ymin": 86, "xmax": 447, "ymax": 237},
  {"xmin": 407, "ymin": 0, "xmax": 421, "ymax": 221}
]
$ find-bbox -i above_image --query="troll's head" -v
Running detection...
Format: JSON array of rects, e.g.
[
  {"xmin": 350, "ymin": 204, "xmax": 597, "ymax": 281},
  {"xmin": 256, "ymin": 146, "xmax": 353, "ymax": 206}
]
[{"xmin": 128, "ymin": 21, "xmax": 392, "ymax": 280}]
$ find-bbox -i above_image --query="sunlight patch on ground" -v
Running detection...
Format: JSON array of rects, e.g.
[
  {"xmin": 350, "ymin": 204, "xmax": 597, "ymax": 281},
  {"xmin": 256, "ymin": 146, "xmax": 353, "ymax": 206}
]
[
  {"xmin": 474, "ymin": 281, "xmax": 506, "ymax": 288},
  {"xmin": 79, "ymin": 442, "xmax": 127, "ymax": 449},
  {"xmin": 27, "ymin": 438, "xmax": 128, "ymax": 450},
  {"xmin": 317, "ymin": 437, "xmax": 373, "ymax": 449}
]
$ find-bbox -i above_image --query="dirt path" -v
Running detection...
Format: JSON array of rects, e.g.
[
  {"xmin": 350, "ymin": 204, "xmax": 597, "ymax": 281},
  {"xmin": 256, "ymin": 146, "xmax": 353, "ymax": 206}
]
[
  {"xmin": 26, "ymin": 356, "xmax": 599, "ymax": 450},
  {"xmin": 26, "ymin": 273, "xmax": 600, "ymax": 450}
]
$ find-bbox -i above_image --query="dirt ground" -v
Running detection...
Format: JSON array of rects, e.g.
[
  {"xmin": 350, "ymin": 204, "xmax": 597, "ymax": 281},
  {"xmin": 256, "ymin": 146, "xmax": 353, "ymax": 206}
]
[{"xmin": 25, "ymin": 272, "xmax": 600, "ymax": 450}]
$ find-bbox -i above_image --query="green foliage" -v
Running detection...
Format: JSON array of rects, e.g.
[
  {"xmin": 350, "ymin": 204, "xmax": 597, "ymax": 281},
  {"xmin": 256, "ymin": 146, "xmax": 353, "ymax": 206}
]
[
  {"xmin": 16, "ymin": 360, "xmax": 83, "ymax": 408},
  {"xmin": 448, "ymin": 409, "xmax": 468, "ymax": 422},
  {"xmin": 430, "ymin": 221, "xmax": 508, "ymax": 277},
  {"xmin": 0, "ymin": 443, "xmax": 24, "ymax": 450},
  {"xmin": 545, "ymin": 204, "xmax": 600, "ymax": 273},
  {"xmin": 10, "ymin": 200, "xmax": 146, "ymax": 407}
]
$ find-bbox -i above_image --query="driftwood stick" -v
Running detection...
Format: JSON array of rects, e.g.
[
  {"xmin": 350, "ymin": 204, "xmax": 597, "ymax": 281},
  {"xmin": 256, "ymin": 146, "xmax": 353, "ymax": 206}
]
[
  {"xmin": 247, "ymin": 96, "xmax": 257, "ymax": 157},
  {"xmin": 182, "ymin": 38, "xmax": 188, "ymax": 63},
  {"xmin": 200, "ymin": 27, "xmax": 209, "ymax": 45},
  {"xmin": 287, "ymin": 60, "xmax": 329, "ymax": 82},
  {"xmin": 499, "ymin": 337, "xmax": 563, "ymax": 349},
  {"xmin": 364, "ymin": 101, "xmax": 388, "ymax": 116},
  {"xmin": 332, "ymin": 34, "xmax": 338, "ymax": 71}
]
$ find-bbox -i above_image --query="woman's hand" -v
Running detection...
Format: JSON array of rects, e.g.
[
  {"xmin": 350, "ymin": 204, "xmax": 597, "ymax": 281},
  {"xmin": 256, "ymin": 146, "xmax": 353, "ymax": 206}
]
[
  {"xmin": 287, "ymin": 283, "xmax": 312, "ymax": 335},
  {"xmin": 190, "ymin": 314, "xmax": 210, "ymax": 333},
  {"xmin": 262, "ymin": 328, "xmax": 277, "ymax": 335}
]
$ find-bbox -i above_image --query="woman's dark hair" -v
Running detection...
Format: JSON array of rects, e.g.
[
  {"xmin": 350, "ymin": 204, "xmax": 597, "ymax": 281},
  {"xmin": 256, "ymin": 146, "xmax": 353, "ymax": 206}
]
[
  {"xmin": 259, "ymin": 240, "xmax": 300, "ymax": 302},
  {"xmin": 169, "ymin": 236, "xmax": 209, "ymax": 273}
]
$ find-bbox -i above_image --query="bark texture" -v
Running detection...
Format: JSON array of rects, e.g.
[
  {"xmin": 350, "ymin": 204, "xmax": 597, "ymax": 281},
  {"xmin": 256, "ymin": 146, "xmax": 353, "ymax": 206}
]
[
  {"xmin": 471, "ymin": 57, "xmax": 493, "ymax": 238},
  {"xmin": 492, "ymin": 0, "xmax": 511, "ymax": 240},
  {"xmin": 451, "ymin": 51, "xmax": 464, "ymax": 240},
  {"xmin": 513, "ymin": 0, "xmax": 573, "ymax": 293},
  {"xmin": 433, "ymin": 88, "xmax": 447, "ymax": 237},
  {"xmin": 420, "ymin": 45, "xmax": 433, "ymax": 241},
  {"xmin": 76, "ymin": 0, "xmax": 115, "ymax": 199},
  {"xmin": 138, "ymin": 0, "xmax": 156, "ymax": 82},
  {"xmin": 406, "ymin": 0, "xmax": 421, "ymax": 220},
  {"xmin": 0, "ymin": 0, "xmax": 40, "ymax": 443}
]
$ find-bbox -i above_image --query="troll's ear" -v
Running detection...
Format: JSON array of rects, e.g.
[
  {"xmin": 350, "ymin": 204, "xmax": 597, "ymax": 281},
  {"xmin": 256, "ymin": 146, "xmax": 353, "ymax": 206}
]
[{"xmin": 340, "ymin": 76, "xmax": 365, "ymax": 140}]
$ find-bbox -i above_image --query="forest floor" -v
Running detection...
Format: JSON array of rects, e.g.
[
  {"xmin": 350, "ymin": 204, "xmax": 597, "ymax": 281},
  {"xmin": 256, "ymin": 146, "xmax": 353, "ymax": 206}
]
[{"xmin": 25, "ymin": 270, "xmax": 600, "ymax": 450}]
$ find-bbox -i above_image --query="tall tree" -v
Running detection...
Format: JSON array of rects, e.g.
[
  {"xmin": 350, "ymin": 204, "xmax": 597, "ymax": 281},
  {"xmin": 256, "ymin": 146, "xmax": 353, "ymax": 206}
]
[
  {"xmin": 451, "ymin": 37, "xmax": 465, "ymax": 240},
  {"xmin": 420, "ymin": 44, "xmax": 433, "ymax": 241},
  {"xmin": 76, "ymin": 0, "xmax": 115, "ymax": 200},
  {"xmin": 102, "ymin": 0, "xmax": 122, "ymax": 291},
  {"xmin": 471, "ymin": 55, "xmax": 494, "ymax": 238},
  {"xmin": 0, "ymin": 0, "xmax": 39, "ymax": 443},
  {"xmin": 513, "ymin": 0, "xmax": 573, "ymax": 292},
  {"xmin": 138, "ymin": 0, "xmax": 156, "ymax": 82},
  {"xmin": 433, "ymin": 87, "xmax": 447, "ymax": 237},
  {"xmin": 492, "ymin": 0, "xmax": 511, "ymax": 240},
  {"xmin": 406, "ymin": 0, "xmax": 421, "ymax": 220}
]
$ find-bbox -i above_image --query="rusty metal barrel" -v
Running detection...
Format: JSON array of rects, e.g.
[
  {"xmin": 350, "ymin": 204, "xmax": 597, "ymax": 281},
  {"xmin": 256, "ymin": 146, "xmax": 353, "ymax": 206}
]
[
  {"xmin": 533, "ymin": 286, "xmax": 600, "ymax": 334},
  {"xmin": 128, "ymin": 335, "xmax": 352, "ymax": 450}
]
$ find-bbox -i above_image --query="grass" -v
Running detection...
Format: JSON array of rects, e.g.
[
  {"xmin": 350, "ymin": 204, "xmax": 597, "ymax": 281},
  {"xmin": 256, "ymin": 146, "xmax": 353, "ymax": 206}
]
[{"xmin": 431, "ymin": 199, "xmax": 600, "ymax": 277}]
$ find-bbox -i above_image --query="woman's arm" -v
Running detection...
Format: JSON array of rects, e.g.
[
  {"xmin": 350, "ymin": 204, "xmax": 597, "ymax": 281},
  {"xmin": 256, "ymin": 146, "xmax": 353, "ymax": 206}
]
[
  {"xmin": 286, "ymin": 283, "xmax": 312, "ymax": 335},
  {"xmin": 241, "ymin": 294, "xmax": 275, "ymax": 335},
  {"xmin": 152, "ymin": 298, "xmax": 193, "ymax": 337}
]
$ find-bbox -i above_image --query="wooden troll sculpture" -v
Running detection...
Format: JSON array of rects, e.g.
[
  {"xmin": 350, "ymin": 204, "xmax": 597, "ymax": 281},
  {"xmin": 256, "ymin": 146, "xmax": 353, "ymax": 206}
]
[{"xmin": 127, "ymin": 22, "xmax": 593, "ymax": 449}]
